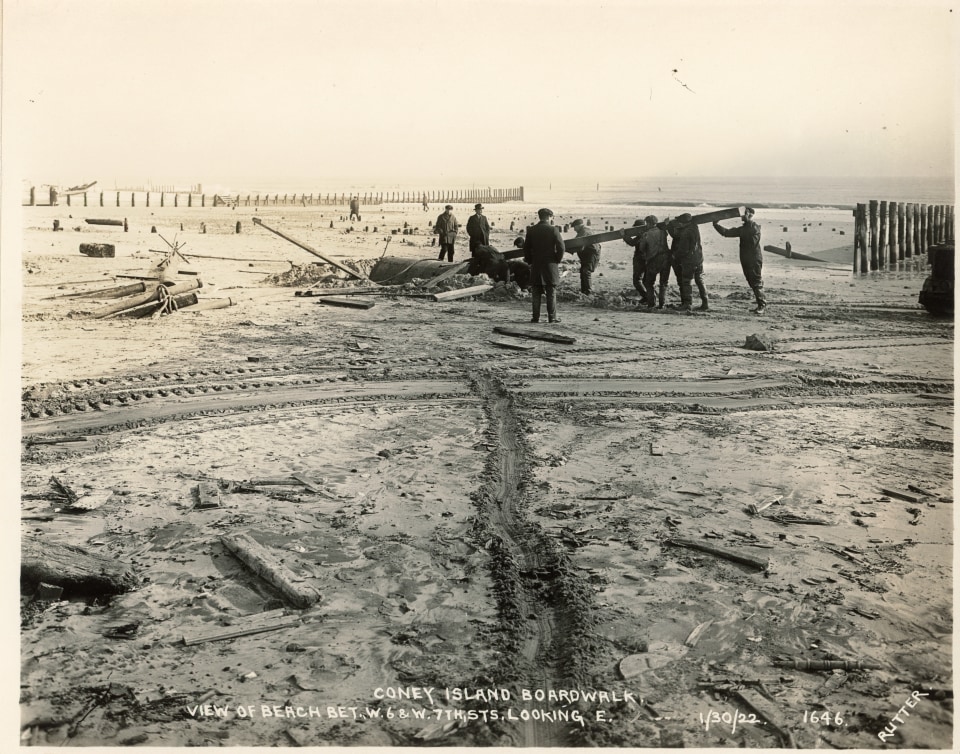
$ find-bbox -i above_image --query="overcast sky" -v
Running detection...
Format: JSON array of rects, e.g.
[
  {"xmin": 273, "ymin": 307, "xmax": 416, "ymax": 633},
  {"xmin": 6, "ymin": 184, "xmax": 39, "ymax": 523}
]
[{"xmin": 3, "ymin": 0, "xmax": 956, "ymax": 188}]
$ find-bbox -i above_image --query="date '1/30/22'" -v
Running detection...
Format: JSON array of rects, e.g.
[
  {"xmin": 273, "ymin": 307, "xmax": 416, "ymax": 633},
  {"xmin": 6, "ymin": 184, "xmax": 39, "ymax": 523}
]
[{"xmin": 699, "ymin": 708, "xmax": 762, "ymax": 734}]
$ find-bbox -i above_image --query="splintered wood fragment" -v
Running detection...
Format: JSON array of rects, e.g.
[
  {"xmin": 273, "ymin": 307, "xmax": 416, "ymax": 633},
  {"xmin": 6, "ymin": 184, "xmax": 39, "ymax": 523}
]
[
  {"xmin": 732, "ymin": 688, "xmax": 796, "ymax": 748},
  {"xmin": 489, "ymin": 339, "xmax": 536, "ymax": 351},
  {"xmin": 430, "ymin": 284, "xmax": 493, "ymax": 302},
  {"xmin": 650, "ymin": 444, "xmax": 664, "ymax": 456},
  {"xmin": 183, "ymin": 616, "xmax": 301, "ymax": 646},
  {"xmin": 684, "ymin": 620, "xmax": 713, "ymax": 647},
  {"xmin": 247, "ymin": 477, "xmax": 300, "ymax": 486},
  {"xmin": 49, "ymin": 475, "xmax": 80, "ymax": 503},
  {"xmin": 316, "ymin": 296, "xmax": 375, "ymax": 309},
  {"xmin": 290, "ymin": 473, "xmax": 322, "ymax": 492},
  {"xmin": 667, "ymin": 536, "xmax": 769, "ymax": 571},
  {"xmin": 772, "ymin": 658, "xmax": 883, "ymax": 671},
  {"xmin": 422, "ymin": 261, "xmax": 471, "ymax": 289},
  {"xmin": 21, "ymin": 536, "xmax": 139, "ymax": 596},
  {"xmin": 747, "ymin": 495, "xmax": 781, "ymax": 515},
  {"xmin": 492, "ymin": 326, "xmax": 576, "ymax": 345},
  {"xmin": 65, "ymin": 490, "xmax": 112, "ymax": 512},
  {"xmin": 220, "ymin": 533, "xmax": 321, "ymax": 608},
  {"xmin": 29, "ymin": 436, "xmax": 89, "ymax": 445},
  {"xmin": 907, "ymin": 483, "xmax": 934, "ymax": 497},
  {"xmin": 880, "ymin": 487, "xmax": 921, "ymax": 503},
  {"xmin": 195, "ymin": 482, "xmax": 221, "ymax": 509}
]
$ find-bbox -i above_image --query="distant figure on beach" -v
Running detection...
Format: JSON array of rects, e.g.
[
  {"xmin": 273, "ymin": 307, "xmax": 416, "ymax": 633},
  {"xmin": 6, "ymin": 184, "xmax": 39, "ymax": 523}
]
[
  {"xmin": 666, "ymin": 213, "xmax": 708, "ymax": 311},
  {"xmin": 634, "ymin": 215, "xmax": 671, "ymax": 309},
  {"xmin": 434, "ymin": 204, "xmax": 460, "ymax": 262},
  {"xmin": 466, "ymin": 203, "xmax": 491, "ymax": 255},
  {"xmin": 349, "ymin": 196, "xmax": 361, "ymax": 222},
  {"xmin": 571, "ymin": 218, "xmax": 600, "ymax": 295},
  {"xmin": 623, "ymin": 219, "xmax": 651, "ymax": 305},
  {"xmin": 713, "ymin": 207, "xmax": 765, "ymax": 314},
  {"xmin": 422, "ymin": 193, "xmax": 429, "ymax": 212},
  {"xmin": 523, "ymin": 208, "xmax": 565, "ymax": 323}
]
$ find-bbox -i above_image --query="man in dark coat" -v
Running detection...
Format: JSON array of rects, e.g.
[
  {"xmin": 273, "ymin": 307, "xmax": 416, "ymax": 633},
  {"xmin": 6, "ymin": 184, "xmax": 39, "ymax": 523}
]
[
  {"xmin": 434, "ymin": 205, "xmax": 460, "ymax": 262},
  {"xmin": 666, "ymin": 213, "xmax": 707, "ymax": 312},
  {"xmin": 570, "ymin": 218, "xmax": 600, "ymax": 294},
  {"xmin": 634, "ymin": 215, "xmax": 671, "ymax": 309},
  {"xmin": 624, "ymin": 219, "xmax": 650, "ymax": 305},
  {"xmin": 713, "ymin": 206, "xmax": 765, "ymax": 313},
  {"xmin": 349, "ymin": 196, "xmax": 361, "ymax": 222},
  {"xmin": 466, "ymin": 203, "xmax": 491, "ymax": 254},
  {"xmin": 522, "ymin": 208, "xmax": 565, "ymax": 323}
]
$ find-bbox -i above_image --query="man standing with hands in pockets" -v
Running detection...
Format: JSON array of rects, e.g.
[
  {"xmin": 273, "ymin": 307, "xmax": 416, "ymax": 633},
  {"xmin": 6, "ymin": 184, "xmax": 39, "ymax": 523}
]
[{"xmin": 523, "ymin": 208, "xmax": 565, "ymax": 323}]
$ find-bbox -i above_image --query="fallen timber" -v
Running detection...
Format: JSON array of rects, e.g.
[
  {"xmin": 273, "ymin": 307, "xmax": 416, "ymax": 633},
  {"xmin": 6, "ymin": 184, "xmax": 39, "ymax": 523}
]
[
  {"xmin": 89, "ymin": 278, "xmax": 203, "ymax": 319},
  {"xmin": 22, "ymin": 536, "xmax": 139, "ymax": 596},
  {"xmin": 502, "ymin": 206, "xmax": 743, "ymax": 260},
  {"xmin": 84, "ymin": 218, "xmax": 124, "ymax": 226},
  {"xmin": 764, "ymin": 244, "xmax": 827, "ymax": 262},
  {"xmin": 220, "ymin": 533, "xmax": 321, "ymax": 609},
  {"xmin": 493, "ymin": 326, "xmax": 575, "ymax": 344},
  {"xmin": 666, "ymin": 536, "xmax": 769, "ymax": 571},
  {"xmin": 251, "ymin": 217, "xmax": 371, "ymax": 282}
]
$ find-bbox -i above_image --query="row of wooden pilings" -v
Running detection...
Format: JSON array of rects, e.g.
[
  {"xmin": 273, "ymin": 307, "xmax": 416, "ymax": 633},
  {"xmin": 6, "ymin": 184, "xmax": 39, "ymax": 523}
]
[
  {"xmin": 31, "ymin": 186, "xmax": 525, "ymax": 208},
  {"xmin": 853, "ymin": 200, "xmax": 954, "ymax": 273}
]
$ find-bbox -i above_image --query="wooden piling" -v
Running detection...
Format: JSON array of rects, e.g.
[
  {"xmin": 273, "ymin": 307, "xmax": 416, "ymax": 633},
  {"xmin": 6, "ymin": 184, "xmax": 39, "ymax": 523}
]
[
  {"xmin": 878, "ymin": 200, "xmax": 887, "ymax": 268},
  {"xmin": 888, "ymin": 201, "xmax": 898, "ymax": 265},
  {"xmin": 868, "ymin": 200, "xmax": 879, "ymax": 270},
  {"xmin": 926, "ymin": 204, "xmax": 934, "ymax": 248},
  {"xmin": 919, "ymin": 204, "xmax": 927, "ymax": 254},
  {"xmin": 131, "ymin": 192, "xmax": 135, "ymax": 207},
  {"xmin": 188, "ymin": 193, "xmax": 192, "ymax": 208},
  {"xmin": 855, "ymin": 204, "xmax": 868, "ymax": 273},
  {"xmin": 897, "ymin": 202, "xmax": 905, "ymax": 260}
]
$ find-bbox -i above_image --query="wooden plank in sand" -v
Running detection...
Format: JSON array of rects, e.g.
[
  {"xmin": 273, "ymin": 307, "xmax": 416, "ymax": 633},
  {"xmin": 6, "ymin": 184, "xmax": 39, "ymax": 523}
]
[
  {"xmin": 194, "ymin": 482, "xmax": 221, "ymax": 509},
  {"xmin": 220, "ymin": 533, "xmax": 321, "ymax": 609},
  {"xmin": 763, "ymin": 245, "xmax": 826, "ymax": 262},
  {"xmin": 316, "ymin": 296, "xmax": 375, "ymax": 309},
  {"xmin": 183, "ymin": 615, "xmax": 301, "ymax": 646},
  {"xmin": 502, "ymin": 207, "xmax": 743, "ymax": 260},
  {"xmin": 421, "ymin": 260, "xmax": 471, "ymax": 289},
  {"xmin": 84, "ymin": 218, "xmax": 124, "ymax": 226},
  {"xmin": 489, "ymin": 339, "xmax": 537, "ymax": 351},
  {"xmin": 251, "ymin": 217, "xmax": 371, "ymax": 282},
  {"xmin": 493, "ymin": 326, "xmax": 575, "ymax": 345},
  {"xmin": 430, "ymin": 284, "xmax": 493, "ymax": 302},
  {"xmin": 666, "ymin": 536, "xmax": 769, "ymax": 571},
  {"xmin": 22, "ymin": 536, "xmax": 139, "ymax": 596}
]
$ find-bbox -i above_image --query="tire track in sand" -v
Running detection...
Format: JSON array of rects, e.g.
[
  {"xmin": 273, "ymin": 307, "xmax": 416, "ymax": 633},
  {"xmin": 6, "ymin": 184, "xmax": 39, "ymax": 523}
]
[{"xmin": 470, "ymin": 373, "xmax": 594, "ymax": 747}]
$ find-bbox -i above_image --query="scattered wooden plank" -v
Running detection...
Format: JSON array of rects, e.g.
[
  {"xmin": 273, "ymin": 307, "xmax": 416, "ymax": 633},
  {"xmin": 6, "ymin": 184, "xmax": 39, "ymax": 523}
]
[
  {"xmin": 195, "ymin": 482, "xmax": 221, "ymax": 509},
  {"xmin": 489, "ymin": 338, "xmax": 537, "ymax": 351},
  {"xmin": 666, "ymin": 536, "xmax": 769, "ymax": 571},
  {"xmin": 493, "ymin": 326, "xmax": 575, "ymax": 345},
  {"xmin": 650, "ymin": 444, "xmax": 664, "ymax": 456},
  {"xmin": 28, "ymin": 436, "xmax": 89, "ymax": 445},
  {"xmin": 684, "ymin": 620, "xmax": 713, "ymax": 648},
  {"xmin": 421, "ymin": 260, "xmax": 472, "ymax": 289},
  {"xmin": 35, "ymin": 582, "xmax": 65, "ymax": 601},
  {"xmin": 881, "ymin": 486, "xmax": 922, "ymax": 503},
  {"xmin": 772, "ymin": 658, "xmax": 884, "ymax": 671},
  {"xmin": 316, "ymin": 296, "xmax": 375, "ymax": 310},
  {"xmin": 763, "ymin": 244, "xmax": 826, "ymax": 262},
  {"xmin": 430, "ymin": 284, "xmax": 493, "ymax": 302},
  {"xmin": 220, "ymin": 533, "xmax": 321, "ymax": 608},
  {"xmin": 290, "ymin": 473, "xmax": 322, "ymax": 493},
  {"xmin": 747, "ymin": 495, "xmax": 782, "ymax": 515},
  {"xmin": 21, "ymin": 536, "xmax": 139, "ymax": 596},
  {"xmin": 79, "ymin": 243, "xmax": 116, "ymax": 258},
  {"xmin": 84, "ymin": 218, "xmax": 124, "ymax": 226},
  {"xmin": 183, "ymin": 615, "xmax": 301, "ymax": 646},
  {"xmin": 907, "ymin": 483, "xmax": 935, "ymax": 497},
  {"xmin": 49, "ymin": 475, "xmax": 80, "ymax": 503},
  {"xmin": 251, "ymin": 217, "xmax": 371, "ymax": 281},
  {"xmin": 732, "ymin": 688, "xmax": 796, "ymax": 748}
]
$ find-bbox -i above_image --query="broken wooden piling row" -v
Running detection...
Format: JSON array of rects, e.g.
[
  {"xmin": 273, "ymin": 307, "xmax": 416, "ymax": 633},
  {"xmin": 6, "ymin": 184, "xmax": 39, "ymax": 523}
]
[{"xmin": 853, "ymin": 200, "xmax": 954, "ymax": 272}]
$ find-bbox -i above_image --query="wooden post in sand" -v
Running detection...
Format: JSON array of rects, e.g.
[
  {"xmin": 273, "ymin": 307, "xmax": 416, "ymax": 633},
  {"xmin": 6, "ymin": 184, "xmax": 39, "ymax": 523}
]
[
  {"xmin": 130, "ymin": 192, "xmax": 135, "ymax": 207},
  {"xmin": 855, "ymin": 204, "xmax": 868, "ymax": 273},
  {"xmin": 160, "ymin": 192, "xmax": 164, "ymax": 207},
  {"xmin": 868, "ymin": 200, "xmax": 879, "ymax": 270},
  {"xmin": 934, "ymin": 205, "xmax": 943, "ymax": 244},
  {"xmin": 174, "ymin": 193, "xmax": 179, "ymax": 207},
  {"xmin": 926, "ymin": 205, "xmax": 934, "ymax": 248},
  {"xmin": 904, "ymin": 204, "xmax": 914, "ymax": 257},
  {"xmin": 888, "ymin": 201, "xmax": 898, "ymax": 265},
  {"xmin": 947, "ymin": 206, "xmax": 954, "ymax": 242},
  {"xmin": 145, "ymin": 192, "xmax": 150, "ymax": 207},
  {"xmin": 188, "ymin": 193, "xmax": 192, "ymax": 208},
  {"xmin": 918, "ymin": 204, "xmax": 927, "ymax": 254},
  {"xmin": 896, "ymin": 202, "xmax": 905, "ymax": 260},
  {"xmin": 877, "ymin": 201, "xmax": 888, "ymax": 268}
]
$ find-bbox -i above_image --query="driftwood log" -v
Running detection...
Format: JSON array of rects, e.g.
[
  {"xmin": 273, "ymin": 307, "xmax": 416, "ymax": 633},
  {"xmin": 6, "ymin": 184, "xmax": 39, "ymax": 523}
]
[
  {"xmin": 666, "ymin": 536, "xmax": 769, "ymax": 571},
  {"xmin": 21, "ymin": 536, "xmax": 139, "ymax": 596},
  {"xmin": 79, "ymin": 243, "xmax": 116, "ymax": 258},
  {"xmin": 221, "ymin": 533, "xmax": 321, "ymax": 608}
]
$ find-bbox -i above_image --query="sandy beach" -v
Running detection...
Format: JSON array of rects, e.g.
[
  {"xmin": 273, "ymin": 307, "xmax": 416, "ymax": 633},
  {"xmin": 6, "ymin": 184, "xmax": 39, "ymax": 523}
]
[{"xmin": 18, "ymin": 197, "xmax": 953, "ymax": 748}]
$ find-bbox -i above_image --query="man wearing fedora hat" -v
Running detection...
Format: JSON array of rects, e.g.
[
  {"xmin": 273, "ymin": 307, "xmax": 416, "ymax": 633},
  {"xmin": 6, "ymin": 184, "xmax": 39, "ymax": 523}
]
[
  {"xmin": 713, "ymin": 207, "xmax": 765, "ymax": 314},
  {"xmin": 434, "ymin": 205, "xmax": 460, "ymax": 262},
  {"xmin": 466, "ymin": 203, "xmax": 491, "ymax": 255},
  {"xmin": 523, "ymin": 208, "xmax": 565, "ymax": 323}
]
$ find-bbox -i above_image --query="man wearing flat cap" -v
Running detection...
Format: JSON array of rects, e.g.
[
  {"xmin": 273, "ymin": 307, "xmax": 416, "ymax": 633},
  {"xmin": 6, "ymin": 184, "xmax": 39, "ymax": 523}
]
[
  {"xmin": 435, "ymin": 205, "xmax": 460, "ymax": 262},
  {"xmin": 713, "ymin": 207, "xmax": 765, "ymax": 314},
  {"xmin": 570, "ymin": 218, "xmax": 601, "ymax": 295},
  {"xmin": 635, "ymin": 215, "xmax": 671, "ymax": 309},
  {"xmin": 522, "ymin": 208, "xmax": 565, "ymax": 323},
  {"xmin": 466, "ymin": 203, "xmax": 491, "ymax": 255},
  {"xmin": 666, "ymin": 213, "xmax": 708, "ymax": 312}
]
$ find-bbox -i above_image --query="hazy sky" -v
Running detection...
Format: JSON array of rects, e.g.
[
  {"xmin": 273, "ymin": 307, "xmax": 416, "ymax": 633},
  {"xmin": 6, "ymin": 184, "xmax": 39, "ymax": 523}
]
[{"xmin": 3, "ymin": 0, "xmax": 956, "ymax": 188}]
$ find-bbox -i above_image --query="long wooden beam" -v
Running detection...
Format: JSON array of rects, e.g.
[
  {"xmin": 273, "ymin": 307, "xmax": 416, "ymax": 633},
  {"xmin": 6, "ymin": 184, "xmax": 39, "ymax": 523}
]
[
  {"xmin": 251, "ymin": 217, "xmax": 370, "ymax": 282},
  {"xmin": 504, "ymin": 207, "xmax": 743, "ymax": 259}
]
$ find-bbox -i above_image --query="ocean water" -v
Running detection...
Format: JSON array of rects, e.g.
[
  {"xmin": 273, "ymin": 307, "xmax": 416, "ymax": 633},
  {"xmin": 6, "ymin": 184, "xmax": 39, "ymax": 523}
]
[{"xmin": 527, "ymin": 176, "xmax": 956, "ymax": 210}]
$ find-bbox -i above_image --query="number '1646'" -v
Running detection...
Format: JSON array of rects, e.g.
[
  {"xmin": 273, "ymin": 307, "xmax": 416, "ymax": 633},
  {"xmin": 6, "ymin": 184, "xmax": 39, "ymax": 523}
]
[{"xmin": 804, "ymin": 710, "xmax": 844, "ymax": 726}]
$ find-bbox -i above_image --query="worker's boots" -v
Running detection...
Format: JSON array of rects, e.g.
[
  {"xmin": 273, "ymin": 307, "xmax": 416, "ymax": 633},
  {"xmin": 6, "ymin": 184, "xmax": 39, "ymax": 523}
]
[
  {"xmin": 751, "ymin": 284, "xmax": 767, "ymax": 314},
  {"xmin": 697, "ymin": 279, "xmax": 709, "ymax": 311}
]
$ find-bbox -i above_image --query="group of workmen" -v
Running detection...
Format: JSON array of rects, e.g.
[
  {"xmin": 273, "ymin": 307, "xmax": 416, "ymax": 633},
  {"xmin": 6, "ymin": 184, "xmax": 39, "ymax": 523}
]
[
  {"xmin": 520, "ymin": 207, "xmax": 767, "ymax": 323},
  {"xmin": 433, "ymin": 203, "xmax": 766, "ymax": 325}
]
